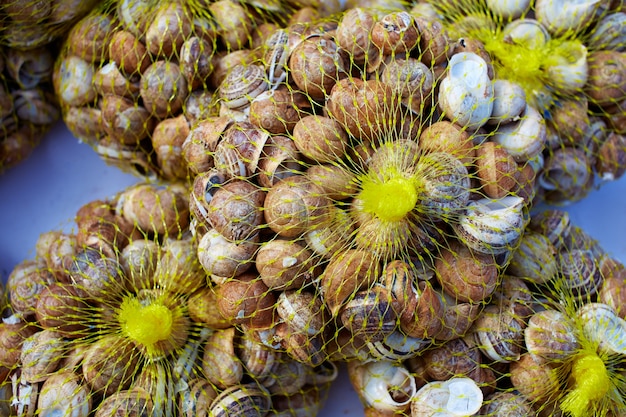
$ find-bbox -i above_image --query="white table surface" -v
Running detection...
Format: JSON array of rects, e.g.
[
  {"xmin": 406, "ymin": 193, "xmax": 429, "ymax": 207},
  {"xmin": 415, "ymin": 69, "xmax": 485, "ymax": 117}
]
[{"xmin": 1, "ymin": 121, "xmax": 625, "ymax": 416}]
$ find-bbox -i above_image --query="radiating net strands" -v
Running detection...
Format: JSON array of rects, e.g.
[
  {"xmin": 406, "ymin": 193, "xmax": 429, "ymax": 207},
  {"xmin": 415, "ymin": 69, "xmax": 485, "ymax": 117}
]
[
  {"xmin": 420, "ymin": 0, "xmax": 626, "ymax": 205},
  {"xmin": 2, "ymin": 0, "xmax": 626, "ymax": 416}
]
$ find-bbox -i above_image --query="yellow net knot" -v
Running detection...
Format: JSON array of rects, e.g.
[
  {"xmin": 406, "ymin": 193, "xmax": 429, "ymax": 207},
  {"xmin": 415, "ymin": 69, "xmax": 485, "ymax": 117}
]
[
  {"xmin": 359, "ymin": 175, "xmax": 418, "ymax": 222},
  {"xmin": 560, "ymin": 353, "xmax": 611, "ymax": 417},
  {"xmin": 118, "ymin": 297, "xmax": 173, "ymax": 347}
]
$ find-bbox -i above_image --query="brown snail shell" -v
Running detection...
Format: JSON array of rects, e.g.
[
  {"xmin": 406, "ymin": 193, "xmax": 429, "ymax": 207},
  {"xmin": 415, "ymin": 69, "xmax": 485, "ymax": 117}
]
[
  {"xmin": 208, "ymin": 383, "xmax": 271, "ymax": 417},
  {"xmin": 525, "ymin": 309, "xmax": 580, "ymax": 364},
  {"xmin": 207, "ymin": 180, "xmax": 265, "ymax": 241},
  {"xmin": 320, "ymin": 249, "xmax": 380, "ymax": 316},
  {"xmin": 263, "ymin": 175, "xmax": 332, "ymax": 238},
  {"xmin": 339, "ymin": 285, "xmax": 397, "ymax": 344}
]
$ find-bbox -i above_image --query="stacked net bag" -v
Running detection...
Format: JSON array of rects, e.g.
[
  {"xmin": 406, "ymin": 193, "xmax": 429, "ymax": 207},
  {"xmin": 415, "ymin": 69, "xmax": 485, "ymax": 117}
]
[
  {"xmin": 0, "ymin": 182, "xmax": 338, "ymax": 416},
  {"xmin": 416, "ymin": 0, "xmax": 626, "ymax": 205},
  {"xmin": 4, "ymin": 1, "xmax": 548, "ymax": 416},
  {"xmin": 53, "ymin": 0, "xmax": 343, "ymax": 180},
  {"xmin": 0, "ymin": 1, "xmax": 100, "ymax": 172},
  {"xmin": 7, "ymin": 1, "xmax": 624, "ymax": 417}
]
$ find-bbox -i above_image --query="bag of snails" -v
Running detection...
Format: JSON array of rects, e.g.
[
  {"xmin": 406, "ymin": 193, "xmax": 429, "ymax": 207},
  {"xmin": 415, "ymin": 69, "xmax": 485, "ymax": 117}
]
[
  {"xmin": 340, "ymin": 209, "xmax": 626, "ymax": 417},
  {"xmin": 52, "ymin": 0, "xmax": 344, "ymax": 181},
  {"xmin": 0, "ymin": 1, "xmax": 99, "ymax": 50},
  {"xmin": 415, "ymin": 0, "xmax": 626, "ymax": 205},
  {"xmin": 61, "ymin": 0, "xmax": 535, "ymax": 382},
  {"xmin": 0, "ymin": 181, "xmax": 340, "ymax": 416},
  {"xmin": 0, "ymin": 0, "xmax": 103, "ymax": 172},
  {"xmin": 479, "ymin": 209, "xmax": 625, "ymax": 417},
  {"xmin": 0, "ymin": 46, "xmax": 60, "ymax": 173}
]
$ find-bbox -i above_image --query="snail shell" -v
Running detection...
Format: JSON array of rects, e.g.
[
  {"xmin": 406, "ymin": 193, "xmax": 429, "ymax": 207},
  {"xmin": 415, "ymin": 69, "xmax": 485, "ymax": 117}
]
[
  {"xmin": 539, "ymin": 147, "xmax": 591, "ymax": 192},
  {"xmin": 263, "ymin": 175, "xmax": 332, "ymax": 238},
  {"xmin": 488, "ymin": 79, "xmax": 527, "ymax": 125},
  {"xmin": 335, "ymin": 8, "xmax": 378, "ymax": 66},
  {"xmin": 502, "ymin": 18, "xmax": 551, "ymax": 50},
  {"xmin": 509, "ymin": 353, "xmax": 560, "ymax": 403},
  {"xmin": 417, "ymin": 152, "xmax": 471, "ymax": 218},
  {"xmin": 6, "ymin": 47, "xmax": 54, "ymax": 90},
  {"xmin": 455, "ymin": 196, "xmax": 525, "ymax": 255},
  {"xmin": 435, "ymin": 241, "xmax": 499, "ymax": 304},
  {"xmin": 202, "ymin": 327, "xmax": 244, "ymax": 389},
  {"xmin": 365, "ymin": 330, "xmax": 428, "ymax": 362},
  {"xmin": 262, "ymin": 358, "xmax": 308, "ymax": 396},
  {"xmin": 557, "ymin": 248, "xmax": 604, "ymax": 297},
  {"xmin": 339, "ymin": 285, "xmax": 397, "ymax": 344},
  {"xmin": 410, "ymin": 377, "xmax": 483, "ymax": 417},
  {"xmin": 529, "ymin": 209, "xmax": 571, "ymax": 249},
  {"xmin": 491, "ymin": 105, "xmax": 546, "ymax": 162},
  {"xmin": 219, "ymin": 64, "xmax": 268, "ymax": 111},
  {"xmin": 473, "ymin": 305, "xmax": 524, "ymax": 363},
  {"xmin": 237, "ymin": 335, "xmax": 282, "ymax": 386},
  {"xmin": 578, "ymin": 303, "xmax": 626, "ymax": 355},
  {"xmin": 206, "ymin": 180, "xmax": 265, "ymax": 241},
  {"xmin": 209, "ymin": 383, "xmax": 272, "ymax": 417},
  {"xmin": 20, "ymin": 330, "xmax": 65, "ymax": 383},
  {"xmin": 262, "ymin": 29, "xmax": 290, "ymax": 86},
  {"xmin": 55, "ymin": 56, "xmax": 97, "ymax": 107},
  {"xmin": 587, "ymin": 12, "xmax": 626, "ymax": 51},
  {"xmin": 178, "ymin": 378, "xmax": 219, "ymax": 417},
  {"xmin": 37, "ymin": 371, "xmax": 92, "ymax": 417},
  {"xmin": 320, "ymin": 249, "xmax": 379, "ymax": 316},
  {"xmin": 348, "ymin": 360, "xmax": 416, "ymax": 414},
  {"xmin": 438, "ymin": 51, "xmax": 494, "ymax": 131},
  {"xmin": 480, "ymin": 391, "xmax": 534, "ymax": 417},
  {"xmin": 524, "ymin": 309, "xmax": 580, "ymax": 363},
  {"xmin": 544, "ymin": 41, "xmax": 588, "ymax": 93},
  {"xmin": 197, "ymin": 228, "xmax": 257, "ymax": 279},
  {"xmin": 94, "ymin": 388, "xmax": 153, "ymax": 417},
  {"xmin": 508, "ymin": 231, "xmax": 558, "ymax": 285},
  {"xmin": 535, "ymin": 0, "xmax": 601, "ymax": 36},
  {"xmin": 485, "ymin": 0, "xmax": 531, "ymax": 19},
  {"xmin": 276, "ymin": 291, "xmax": 325, "ymax": 337}
]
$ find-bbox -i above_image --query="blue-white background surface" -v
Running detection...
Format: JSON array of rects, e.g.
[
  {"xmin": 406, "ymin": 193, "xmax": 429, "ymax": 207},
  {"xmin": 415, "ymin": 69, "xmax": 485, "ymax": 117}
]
[{"xmin": 1, "ymin": 122, "xmax": 625, "ymax": 415}]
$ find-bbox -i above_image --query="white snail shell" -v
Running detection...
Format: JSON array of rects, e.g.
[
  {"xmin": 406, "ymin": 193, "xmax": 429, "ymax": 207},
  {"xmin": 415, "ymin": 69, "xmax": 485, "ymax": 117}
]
[
  {"xmin": 438, "ymin": 52, "xmax": 494, "ymax": 131},
  {"xmin": 410, "ymin": 377, "xmax": 483, "ymax": 417},
  {"xmin": 491, "ymin": 105, "xmax": 546, "ymax": 162},
  {"xmin": 545, "ymin": 41, "xmax": 588, "ymax": 93},
  {"xmin": 502, "ymin": 18, "xmax": 551, "ymax": 49},
  {"xmin": 485, "ymin": 0, "xmax": 531, "ymax": 20},
  {"xmin": 535, "ymin": 0, "xmax": 601, "ymax": 36},
  {"xmin": 578, "ymin": 303, "xmax": 626, "ymax": 355},
  {"xmin": 354, "ymin": 360, "xmax": 416, "ymax": 413}
]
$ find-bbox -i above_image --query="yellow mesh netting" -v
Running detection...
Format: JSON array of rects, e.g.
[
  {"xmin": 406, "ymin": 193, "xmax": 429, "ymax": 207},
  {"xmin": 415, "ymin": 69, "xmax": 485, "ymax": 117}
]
[
  {"xmin": 1, "ymin": 0, "xmax": 625, "ymax": 416},
  {"xmin": 420, "ymin": 0, "xmax": 626, "ymax": 205}
]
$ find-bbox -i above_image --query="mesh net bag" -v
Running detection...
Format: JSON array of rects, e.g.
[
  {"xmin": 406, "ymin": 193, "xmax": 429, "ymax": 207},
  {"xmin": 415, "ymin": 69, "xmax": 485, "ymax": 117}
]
[
  {"xmin": 0, "ymin": 44, "xmax": 60, "ymax": 173},
  {"xmin": 0, "ymin": 1, "xmax": 100, "ymax": 50},
  {"xmin": 0, "ymin": 182, "xmax": 338, "ymax": 416},
  {"xmin": 53, "ymin": 0, "xmax": 344, "ymax": 181},
  {"xmin": 416, "ymin": 0, "xmax": 626, "ymax": 205},
  {"xmin": 0, "ymin": 0, "xmax": 100, "ymax": 171},
  {"xmin": 342, "ymin": 209, "xmax": 626, "ymax": 417},
  {"xmin": 6, "ymin": 1, "xmax": 625, "ymax": 416},
  {"xmin": 47, "ymin": 1, "xmax": 555, "ymax": 415}
]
